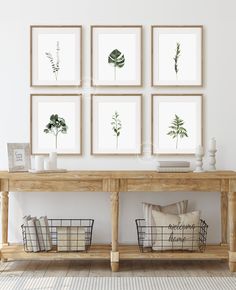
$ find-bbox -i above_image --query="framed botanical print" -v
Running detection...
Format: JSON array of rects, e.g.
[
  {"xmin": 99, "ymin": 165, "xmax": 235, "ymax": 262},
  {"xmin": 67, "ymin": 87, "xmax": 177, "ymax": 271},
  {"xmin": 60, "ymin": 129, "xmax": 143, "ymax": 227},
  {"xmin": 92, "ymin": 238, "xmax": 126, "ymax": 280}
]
[
  {"xmin": 91, "ymin": 26, "xmax": 142, "ymax": 86},
  {"xmin": 31, "ymin": 94, "xmax": 82, "ymax": 155},
  {"xmin": 7, "ymin": 143, "xmax": 31, "ymax": 172},
  {"xmin": 152, "ymin": 94, "xmax": 202, "ymax": 155},
  {"xmin": 152, "ymin": 26, "xmax": 203, "ymax": 87},
  {"xmin": 91, "ymin": 94, "xmax": 142, "ymax": 155},
  {"xmin": 30, "ymin": 25, "xmax": 82, "ymax": 87}
]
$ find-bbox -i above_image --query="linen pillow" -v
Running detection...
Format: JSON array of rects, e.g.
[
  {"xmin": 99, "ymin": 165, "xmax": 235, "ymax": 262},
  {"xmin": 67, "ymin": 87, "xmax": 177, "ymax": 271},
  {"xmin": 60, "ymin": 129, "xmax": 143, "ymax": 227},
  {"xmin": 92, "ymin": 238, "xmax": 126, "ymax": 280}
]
[
  {"xmin": 142, "ymin": 200, "xmax": 188, "ymax": 247},
  {"xmin": 151, "ymin": 210, "xmax": 200, "ymax": 251},
  {"xmin": 143, "ymin": 200, "xmax": 188, "ymax": 226}
]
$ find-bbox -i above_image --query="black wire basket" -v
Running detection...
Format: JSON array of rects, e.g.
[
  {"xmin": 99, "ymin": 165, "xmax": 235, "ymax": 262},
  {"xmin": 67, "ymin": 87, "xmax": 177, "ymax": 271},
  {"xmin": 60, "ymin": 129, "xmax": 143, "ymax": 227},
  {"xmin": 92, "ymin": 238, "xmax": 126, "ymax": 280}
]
[
  {"xmin": 135, "ymin": 219, "xmax": 208, "ymax": 253},
  {"xmin": 22, "ymin": 219, "xmax": 94, "ymax": 253}
]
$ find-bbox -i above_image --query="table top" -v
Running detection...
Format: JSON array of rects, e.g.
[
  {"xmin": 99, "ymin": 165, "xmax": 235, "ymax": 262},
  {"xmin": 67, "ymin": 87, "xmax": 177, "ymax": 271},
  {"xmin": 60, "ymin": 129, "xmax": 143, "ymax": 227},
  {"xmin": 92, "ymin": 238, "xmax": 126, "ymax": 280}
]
[{"xmin": 0, "ymin": 170, "xmax": 235, "ymax": 180}]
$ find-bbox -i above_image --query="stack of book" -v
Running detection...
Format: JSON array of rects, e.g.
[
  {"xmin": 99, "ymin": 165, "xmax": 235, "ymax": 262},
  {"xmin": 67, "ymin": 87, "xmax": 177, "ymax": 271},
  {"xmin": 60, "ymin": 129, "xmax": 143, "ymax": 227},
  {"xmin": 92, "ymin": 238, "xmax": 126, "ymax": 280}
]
[
  {"xmin": 156, "ymin": 161, "xmax": 191, "ymax": 172},
  {"xmin": 22, "ymin": 215, "xmax": 52, "ymax": 252}
]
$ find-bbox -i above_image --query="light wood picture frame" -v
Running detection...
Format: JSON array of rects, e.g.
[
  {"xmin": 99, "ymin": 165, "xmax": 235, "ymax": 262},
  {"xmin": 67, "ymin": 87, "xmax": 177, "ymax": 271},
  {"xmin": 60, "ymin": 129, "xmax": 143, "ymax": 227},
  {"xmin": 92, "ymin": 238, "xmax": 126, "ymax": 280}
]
[
  {"xmin": 31, "ymin": 94, "xmax": 82, "ymax": 155},
  {"xmin": 152, "ymin": 25, "xmax": 203, "ymax": 87},
  {"xmin": 91, "ymin": 94, "xmax": 142, "ymax": 155},
  {"xmin": 30, "ymin": 25, "xmax": 82, "ymax": 87},
  {"xmin": 91, "ymin": 26, "xmax": 142, "ymax": 87},
  {"xmin": 152, "ymin": 94, "xmax": 203, "ymax": 155},
  {"xmin": 7, "ymin": 143, "xmax": 31, "ymax": 172}
]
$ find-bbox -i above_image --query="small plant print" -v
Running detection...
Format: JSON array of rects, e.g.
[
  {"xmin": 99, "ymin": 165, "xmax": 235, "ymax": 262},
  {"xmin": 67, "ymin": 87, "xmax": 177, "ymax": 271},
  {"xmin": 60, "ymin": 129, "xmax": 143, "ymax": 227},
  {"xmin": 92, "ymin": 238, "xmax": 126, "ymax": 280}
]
[
  {"xmin": 44, "ymin": 114, "xmax": 68, "ymax": 149},
  {"xmin": 111, "ymin": 111, "xmax": 122, "ymax": 149},
  {"xmin": 45, "ymin": 41, "xmax": 60, "ymax": 80},
  {"xmin": 173, "ymin": 42, "xmax": 181, "ymax": 79},
  {"xmin": 108, "ymin": 49, "xmax": 125, "ymax": 80},
  {"xmin": 167, "ymin": 114, "xmax": 188, "ymax": 149}
]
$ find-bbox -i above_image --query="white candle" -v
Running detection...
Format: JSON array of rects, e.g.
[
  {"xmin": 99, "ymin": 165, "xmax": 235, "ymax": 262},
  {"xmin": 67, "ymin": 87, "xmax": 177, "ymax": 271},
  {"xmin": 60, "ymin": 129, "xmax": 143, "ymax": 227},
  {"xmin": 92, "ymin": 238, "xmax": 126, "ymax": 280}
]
[
  {"xmin": 44, "ymin": 159, "xmax": 52, "ymax": 170},
  {"xmin": 209, "ymin": 138, "xmax": 216, "ymax": 151},
  {"xmin": 196, "ymin": 145, "xmax": 204, "ymax": 155},
  {"xmin": 35, "ymin": 156, "xmax": 44, "ymax": 171},
  {"xmin": 49, "ymin": 152, "xmax": 57, "ymax": 169}
]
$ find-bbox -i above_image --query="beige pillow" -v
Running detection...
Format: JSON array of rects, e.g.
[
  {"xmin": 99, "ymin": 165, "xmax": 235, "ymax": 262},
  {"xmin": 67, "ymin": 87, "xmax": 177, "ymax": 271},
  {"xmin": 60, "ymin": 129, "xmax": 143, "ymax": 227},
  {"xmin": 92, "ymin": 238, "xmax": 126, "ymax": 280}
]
[
  {"xmin": 142, "ymin": 200, "xmax": 188, "ymax": 247},
  {"xmin": 151, "ymin": 210, "xmax": 200, "ymax": 251},
  {"xmin": 143, "ymin": 200, "xmax": 188, "ymax": 225}
]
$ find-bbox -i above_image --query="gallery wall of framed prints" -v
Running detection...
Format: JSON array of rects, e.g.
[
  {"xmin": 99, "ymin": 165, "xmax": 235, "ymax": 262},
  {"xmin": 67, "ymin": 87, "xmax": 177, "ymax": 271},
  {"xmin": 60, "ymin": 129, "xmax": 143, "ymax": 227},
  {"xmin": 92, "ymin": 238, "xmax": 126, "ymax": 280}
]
[{"xmin": 29, "ymin": 24, "xmax": 204, "ymax": 157}]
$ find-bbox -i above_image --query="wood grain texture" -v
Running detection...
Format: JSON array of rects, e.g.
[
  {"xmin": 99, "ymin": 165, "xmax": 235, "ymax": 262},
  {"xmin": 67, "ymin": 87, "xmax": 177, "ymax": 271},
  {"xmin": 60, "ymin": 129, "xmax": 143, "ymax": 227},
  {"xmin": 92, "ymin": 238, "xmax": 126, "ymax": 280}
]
[
  {"xmin": 127, "ymin": 178, "xmax": 221, "ymax": 192},
  {"xmin": 9, "ymin": 180, "xmax": 103, "ymax": 192},
  {"xmin": 1, "ymin": 191, "xmax": 9, "ymax": 247},
  {"xmin": 102, "ymin": 179, "xmax": 120, "ymax": 192},
  {"xmin": 229, "ymin": 179, "xmax": 236, "ymax": 192},
  {"xmin": 228, "ymin": 191, "xmax": 236, "ymax": 271},
  {"xmin": 119, "ymin": 245, "xmax": 228, "ymax": 260},
  {"xmin": 1, "ymin": 245, "xmax": 111, "ymax": 261},
  {"xmin": 111, "ymin": 192, "xmax": 119, "ymax": 253},
  {"xmin": 221, "ymin": 191, "xmax": 228, "ymax": 244},
  {"xmin": 0, "ymin": 171, "xmax": 235, "ymax": 181},
  {"xmin": 1, "ymin": 244, "xmax": 228, "ymax": 261},
  {"xmin": 228, "ymin": 192, "xmax": 236, "ymax": 252}
]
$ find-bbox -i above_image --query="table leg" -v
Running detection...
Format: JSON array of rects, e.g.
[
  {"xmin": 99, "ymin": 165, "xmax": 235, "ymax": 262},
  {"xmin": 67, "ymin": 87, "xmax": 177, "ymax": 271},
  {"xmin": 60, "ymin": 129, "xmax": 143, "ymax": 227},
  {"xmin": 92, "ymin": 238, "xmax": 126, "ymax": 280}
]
[
  {"xmin": 1, "ymin": 191, "xmax": 9, "ymax": 262},
  {"xmin": 228, "ymin": 191, "xmax": 236, "ymax": 271},
  {"xmin": 221, "ymin": 191, "xmax": 228, "ymax": 245},
  {"xmin": 111, "ymin": 191, "xmax": 119, "ymax": 272}
]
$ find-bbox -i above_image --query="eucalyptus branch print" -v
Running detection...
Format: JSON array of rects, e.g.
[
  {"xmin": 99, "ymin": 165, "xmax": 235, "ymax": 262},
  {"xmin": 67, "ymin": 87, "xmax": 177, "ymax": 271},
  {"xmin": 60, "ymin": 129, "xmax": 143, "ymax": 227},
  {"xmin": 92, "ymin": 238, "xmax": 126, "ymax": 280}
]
[
  {"xmin": 111, "ymin": 111, "xmax": 122, "ymax": 149},
  {"xmin": 108, "ymin": 49, "xmax": 125, "ymax": 80},
  {"xmin": 173, "ymin": 42, "xmax": 181, "ymax": 79},
  {"xmin": 167, "ymin": 114, "xmax": 188, "ymax": 149},
  {"xmin": 45, "ymin": 41, "xmax": 60, "ymax": 80},
  {"xmin": 43, "ymin": 114, "xmax": 68, "ymax": 149}
]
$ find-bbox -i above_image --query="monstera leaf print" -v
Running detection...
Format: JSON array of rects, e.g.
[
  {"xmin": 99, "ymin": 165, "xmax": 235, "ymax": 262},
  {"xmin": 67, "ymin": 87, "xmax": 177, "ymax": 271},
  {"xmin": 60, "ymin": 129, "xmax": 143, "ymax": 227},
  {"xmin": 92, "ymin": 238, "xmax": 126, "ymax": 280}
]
[{"xmin": 108, "ymin": 49, "xmax": 125, "ymax": 80}]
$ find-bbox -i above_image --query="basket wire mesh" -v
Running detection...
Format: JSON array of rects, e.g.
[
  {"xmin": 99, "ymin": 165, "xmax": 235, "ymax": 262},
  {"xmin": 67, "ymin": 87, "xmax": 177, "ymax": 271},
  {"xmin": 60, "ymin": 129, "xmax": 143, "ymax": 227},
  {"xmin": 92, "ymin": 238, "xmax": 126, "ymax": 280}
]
[
  {"xmin": 22, "ymin": 219, "xmax": 94, "ymax": 253},
  {"xmin": 135, "ymin": 219, "xmax": 208, "ymax": 253}
]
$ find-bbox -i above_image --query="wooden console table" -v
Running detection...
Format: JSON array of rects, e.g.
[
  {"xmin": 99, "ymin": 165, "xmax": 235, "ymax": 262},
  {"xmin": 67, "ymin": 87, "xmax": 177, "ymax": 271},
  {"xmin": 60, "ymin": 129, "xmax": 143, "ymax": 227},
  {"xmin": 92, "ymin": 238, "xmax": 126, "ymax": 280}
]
[{"xmin": 1, "ymin": 171, "xmax": 236, "ymax": 272}]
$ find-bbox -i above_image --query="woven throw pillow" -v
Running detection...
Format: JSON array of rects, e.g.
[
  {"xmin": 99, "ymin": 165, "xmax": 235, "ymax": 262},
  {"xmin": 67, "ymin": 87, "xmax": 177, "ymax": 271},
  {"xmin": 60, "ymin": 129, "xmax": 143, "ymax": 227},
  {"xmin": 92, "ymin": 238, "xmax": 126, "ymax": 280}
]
[
  {"xmin": 142, "ymin": 200, "xmax": 188, "ymax": 247},
  {"xmin": 152, "ymin": 210, "xmax": 200, "ymax": 251}
]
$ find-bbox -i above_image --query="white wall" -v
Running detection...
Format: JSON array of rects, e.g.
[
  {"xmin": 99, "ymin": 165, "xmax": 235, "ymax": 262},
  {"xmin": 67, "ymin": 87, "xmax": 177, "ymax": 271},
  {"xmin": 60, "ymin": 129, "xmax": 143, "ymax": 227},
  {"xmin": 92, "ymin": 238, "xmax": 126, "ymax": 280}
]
[{"xmin": 0, "ymin": 0, "xmax": 236, "ymax": 244}]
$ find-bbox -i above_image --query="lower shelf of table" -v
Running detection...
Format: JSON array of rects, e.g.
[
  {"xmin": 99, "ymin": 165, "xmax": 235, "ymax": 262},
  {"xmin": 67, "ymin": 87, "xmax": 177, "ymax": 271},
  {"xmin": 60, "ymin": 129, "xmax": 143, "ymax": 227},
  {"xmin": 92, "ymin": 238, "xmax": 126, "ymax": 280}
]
[
  {"xmin": 119, "ymin": 245, "xmax": 228, "ymax": 260},
  {"xmin": 1, "ymin": 244, "xmax": 228, "ymax": 261}
]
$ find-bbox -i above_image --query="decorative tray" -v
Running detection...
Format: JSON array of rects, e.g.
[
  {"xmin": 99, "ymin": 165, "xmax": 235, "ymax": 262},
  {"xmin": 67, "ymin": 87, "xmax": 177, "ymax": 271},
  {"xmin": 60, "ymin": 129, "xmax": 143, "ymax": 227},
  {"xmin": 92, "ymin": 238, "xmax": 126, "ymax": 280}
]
[{"xmin": 28, "ymin": 169, "xmax": 67, "ymax": 174}]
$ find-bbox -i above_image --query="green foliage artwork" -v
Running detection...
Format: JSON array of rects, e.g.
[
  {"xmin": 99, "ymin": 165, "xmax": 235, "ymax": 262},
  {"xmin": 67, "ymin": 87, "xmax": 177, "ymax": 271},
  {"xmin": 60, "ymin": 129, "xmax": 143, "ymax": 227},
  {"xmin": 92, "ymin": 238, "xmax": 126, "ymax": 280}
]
[
  {"xmin": 45, "ymin": 41, "xmax": 60, "ymax": 80},
  {"xmin": 167, "ymin": 114, "xmax": 188, "ymax": 149},
  {"xmin": 111, "ymin": 111, "xmax": 122, "ymax": 149},
  {"xmin": 43, "ymin": 114, "xmax": 68, "ymax": 149},
  {"xmin": 173, "ymin": 42, "xmax": 181, "ymax": 79},
  {"xmin": 108, "ymin": 49, "xmax": 125, "ymax": 80}
]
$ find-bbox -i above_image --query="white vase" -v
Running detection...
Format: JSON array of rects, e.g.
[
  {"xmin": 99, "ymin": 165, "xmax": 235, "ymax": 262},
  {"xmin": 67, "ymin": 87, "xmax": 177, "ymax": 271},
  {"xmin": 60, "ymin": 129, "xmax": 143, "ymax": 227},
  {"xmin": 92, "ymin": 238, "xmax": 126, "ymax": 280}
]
[
  {"xmin": 49, "ymin": 152, "xmax": 57, "ymax": 170},
  {"xmin": 35, "ymin": 156, "xmax": 44, "ymax": 171}
]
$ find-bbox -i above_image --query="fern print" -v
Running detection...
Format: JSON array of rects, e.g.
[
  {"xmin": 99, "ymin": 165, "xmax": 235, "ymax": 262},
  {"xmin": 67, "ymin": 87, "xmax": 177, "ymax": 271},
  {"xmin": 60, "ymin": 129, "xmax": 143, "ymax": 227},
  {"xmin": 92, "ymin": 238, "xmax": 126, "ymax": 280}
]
[
  {"xmin": 45, "ymin": 41, "xmax": 60, "ymax": 80},
  {"xmin": 167, "ymin": 114, "xmax": 188, "ymax": 149}
]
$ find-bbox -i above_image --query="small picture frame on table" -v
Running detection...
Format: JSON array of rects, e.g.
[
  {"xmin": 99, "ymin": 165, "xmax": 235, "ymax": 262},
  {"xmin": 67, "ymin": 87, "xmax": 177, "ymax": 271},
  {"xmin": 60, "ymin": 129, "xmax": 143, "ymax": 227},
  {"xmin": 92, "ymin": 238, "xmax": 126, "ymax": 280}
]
[{"xmin": 7, "ymin": 143, "xmax": 31, "ymax": 172}]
